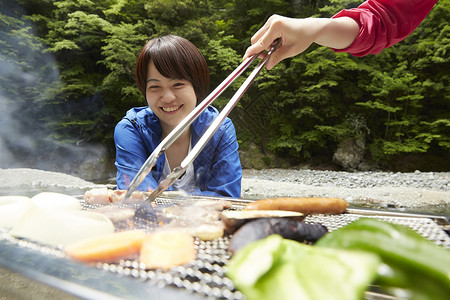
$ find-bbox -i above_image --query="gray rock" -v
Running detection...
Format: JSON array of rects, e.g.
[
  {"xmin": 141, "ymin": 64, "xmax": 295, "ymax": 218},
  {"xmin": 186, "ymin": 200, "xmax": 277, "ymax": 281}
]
[{"xmin": 332, "ymin": 137, "xmax": 366, "ymax": 170}]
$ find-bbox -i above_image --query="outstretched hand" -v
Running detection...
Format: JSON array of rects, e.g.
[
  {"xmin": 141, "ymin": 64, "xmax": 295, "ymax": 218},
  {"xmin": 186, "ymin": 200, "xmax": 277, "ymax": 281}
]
[
  {"xmin": 243, "ymin": 15, "xmax": 318, "ymax": 70},
  {"xmin": 244, "ymin": 14, "xmax": 359, "ymax": 70}
]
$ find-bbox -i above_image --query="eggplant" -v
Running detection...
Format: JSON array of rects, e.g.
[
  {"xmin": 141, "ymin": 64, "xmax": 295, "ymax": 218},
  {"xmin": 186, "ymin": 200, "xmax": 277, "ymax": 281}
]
[
  {"xmin": 228, "ymin": 218, "xmax": 328, "ymax": 253},
  {"xmin": 220, "ymin": 210, "xmax": 304, "ymax": 234}
]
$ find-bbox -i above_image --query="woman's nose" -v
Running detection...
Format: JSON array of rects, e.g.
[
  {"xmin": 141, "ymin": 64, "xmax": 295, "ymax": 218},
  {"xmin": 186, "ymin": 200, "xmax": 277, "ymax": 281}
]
[{"xmin": 160, "ymin": 88, "xmax": 176, "ymax": 102}]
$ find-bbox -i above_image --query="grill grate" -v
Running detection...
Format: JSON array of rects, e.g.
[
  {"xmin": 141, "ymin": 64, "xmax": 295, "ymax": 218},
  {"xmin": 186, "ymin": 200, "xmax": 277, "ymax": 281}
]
[
  {"xmin": 304, "ymin": 213, "xmax": 450, "ymax": 247},
  {"xmin": 1, "ymin": 197, "xmax": 449, "ymax": 300}
]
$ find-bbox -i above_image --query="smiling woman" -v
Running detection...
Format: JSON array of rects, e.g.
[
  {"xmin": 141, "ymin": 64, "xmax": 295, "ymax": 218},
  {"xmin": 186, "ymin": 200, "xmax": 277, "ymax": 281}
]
[{"xmin": 114, "ymin": 35, "xmax": 242, "ymax": 198}]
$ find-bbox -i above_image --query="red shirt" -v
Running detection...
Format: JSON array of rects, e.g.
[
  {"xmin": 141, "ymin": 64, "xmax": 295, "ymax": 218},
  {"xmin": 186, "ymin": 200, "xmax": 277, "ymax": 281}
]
[{"xmin": 331, "ymin": 0, "xmax": 438, "ymax": 56}]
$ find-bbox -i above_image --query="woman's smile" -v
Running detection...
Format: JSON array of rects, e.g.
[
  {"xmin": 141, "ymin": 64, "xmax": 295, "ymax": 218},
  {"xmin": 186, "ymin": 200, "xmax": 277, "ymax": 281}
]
[{"xmin": 161, "ymin": 105, "xmax": 183, "ymax": 113}]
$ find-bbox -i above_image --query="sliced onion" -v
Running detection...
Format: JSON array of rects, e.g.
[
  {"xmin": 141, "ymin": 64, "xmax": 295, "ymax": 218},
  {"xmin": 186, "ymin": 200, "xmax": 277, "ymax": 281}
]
[
  {"xmin": 11, "ymin": 207, "xmax": 115, "ymax": 247},
  {"xmin": 31, "ymin": 192, "xmax": 82, "ymax": 211},
  {"xmin": 0, "ymin": 196, "xmax": 32, "ymax": 229}
]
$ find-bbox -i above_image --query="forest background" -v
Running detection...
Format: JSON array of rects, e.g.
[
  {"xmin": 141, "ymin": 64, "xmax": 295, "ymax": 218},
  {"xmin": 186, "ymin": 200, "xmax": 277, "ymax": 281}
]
[{"xmin": 1, "ymin": 0, "xmax": 449, "ymax": 181}]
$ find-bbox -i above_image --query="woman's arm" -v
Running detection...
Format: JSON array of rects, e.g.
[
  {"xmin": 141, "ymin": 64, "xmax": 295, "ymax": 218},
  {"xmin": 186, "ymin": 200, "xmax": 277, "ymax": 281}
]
[
  {"xmin": 331, "ymin": 0, "xmax": 438, "ymax": 56},
  {"xmin": 114, "ymin": 119, "xmax": 160, "ymax": 191},
  {"xmin": 244, "ymin": 0, "xmax": 438, "ymax": 68}
]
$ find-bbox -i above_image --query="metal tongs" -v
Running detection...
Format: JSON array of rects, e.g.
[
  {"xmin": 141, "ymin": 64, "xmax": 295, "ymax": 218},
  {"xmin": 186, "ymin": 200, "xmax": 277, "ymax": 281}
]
[{"xmin": 122, "ymin": 39, "xmax": 281, "ymax": 202}]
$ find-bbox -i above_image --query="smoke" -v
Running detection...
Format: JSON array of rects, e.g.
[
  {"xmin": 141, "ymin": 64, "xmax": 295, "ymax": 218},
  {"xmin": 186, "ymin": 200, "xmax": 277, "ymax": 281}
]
[
  {"xmin": 0, "ymin": 2, "xmax": 112, "ymax": 181},
  {"xmin": 0, "ymin": 2, "xmax": 41, "ymax": 167}
]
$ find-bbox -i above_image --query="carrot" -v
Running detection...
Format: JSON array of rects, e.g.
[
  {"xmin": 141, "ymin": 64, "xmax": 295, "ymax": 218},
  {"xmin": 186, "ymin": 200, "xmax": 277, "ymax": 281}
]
[
  {"xmin": 65, "ymin": 230, "xmax": 147, "ymax": 262},
  {"xmin": 140, "ymin": 230, "xmax": 196, "ymax": 269},
  {"xmin": 244, "ymin": 197, "xmax": 348, "ymax": 215}
]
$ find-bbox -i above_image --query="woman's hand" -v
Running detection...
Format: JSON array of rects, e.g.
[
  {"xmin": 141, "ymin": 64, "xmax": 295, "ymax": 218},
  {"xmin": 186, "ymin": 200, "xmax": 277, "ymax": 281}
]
[{"xmin": 244, "ymin": 15, "xmax": 359, "ymax": 70}]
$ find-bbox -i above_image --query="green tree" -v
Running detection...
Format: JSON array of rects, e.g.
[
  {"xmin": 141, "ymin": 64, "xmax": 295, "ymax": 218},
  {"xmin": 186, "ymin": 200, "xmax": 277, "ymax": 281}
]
[
  {"xmin": 2, "ymin": 0, "xmax": 448, "ymax": 173},
  {"xmin": 227, "ymin": 0, "xmax": 449, "ymax": 169}
]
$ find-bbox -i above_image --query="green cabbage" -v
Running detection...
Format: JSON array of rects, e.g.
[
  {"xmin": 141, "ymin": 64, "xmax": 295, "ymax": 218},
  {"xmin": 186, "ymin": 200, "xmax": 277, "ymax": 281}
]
[{"xmin": 226, "ymin": 234, "xmax": 380, "ymax": 300}]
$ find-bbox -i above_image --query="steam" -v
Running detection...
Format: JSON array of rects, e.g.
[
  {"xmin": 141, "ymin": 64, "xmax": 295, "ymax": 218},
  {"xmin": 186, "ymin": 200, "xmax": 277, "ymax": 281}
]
[
  {"xmin": 0, "ymin": 4, "xmax": 45, "ymax": 168},
  {"xmin": 0, "ymin": 2, "xmax": 111, "ymax": 181}
]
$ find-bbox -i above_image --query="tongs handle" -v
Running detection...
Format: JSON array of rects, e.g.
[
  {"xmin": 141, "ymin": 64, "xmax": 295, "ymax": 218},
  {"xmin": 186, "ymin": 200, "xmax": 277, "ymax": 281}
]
[{"xmin": 123, "ymin": 39, "xmax": 281, "ymax": 202}]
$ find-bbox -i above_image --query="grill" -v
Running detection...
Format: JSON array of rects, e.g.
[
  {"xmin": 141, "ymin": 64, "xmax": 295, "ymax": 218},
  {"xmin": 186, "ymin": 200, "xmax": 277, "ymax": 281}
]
[{"xmin": 1, "ymin": 195, "xmax": 449, "ymax": 300}]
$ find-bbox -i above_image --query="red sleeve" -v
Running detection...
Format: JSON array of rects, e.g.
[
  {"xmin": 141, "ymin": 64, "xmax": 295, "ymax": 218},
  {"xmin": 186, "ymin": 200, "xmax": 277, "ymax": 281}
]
[{"xmin": 331, "ymin": 0, "xmax": 437, "ymax": 56}]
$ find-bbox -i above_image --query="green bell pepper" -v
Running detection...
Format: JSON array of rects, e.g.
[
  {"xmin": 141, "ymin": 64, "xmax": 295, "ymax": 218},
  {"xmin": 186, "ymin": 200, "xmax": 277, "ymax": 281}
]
[{"xmin": 316, "ymin": 218, "xmax": 450, "ymax": 299}]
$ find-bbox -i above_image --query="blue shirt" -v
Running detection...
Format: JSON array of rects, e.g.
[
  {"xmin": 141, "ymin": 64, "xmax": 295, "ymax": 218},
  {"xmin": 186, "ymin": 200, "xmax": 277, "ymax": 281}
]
[{"xmin": 114, "ymin": 106, "xmax": 242, "ymax": 198}]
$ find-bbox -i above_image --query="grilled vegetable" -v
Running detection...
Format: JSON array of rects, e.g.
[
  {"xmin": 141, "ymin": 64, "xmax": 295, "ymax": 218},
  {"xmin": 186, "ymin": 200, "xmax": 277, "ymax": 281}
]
[
  {"xmin": 227, "ymin": 234, "xmax": 380, "ymax": 300},
  {"xmin": 91, "ymin": 206, "xmax": 135, "ymax": 223},
  {"xmin": 140, "ymin": 230, "xmax": 196, "ymax": 269},
  {"xmin": 31, "ymin": 192, "xmax": 82, "ymax": 210},
  {"xmin": 160, "ymin": 202, "xmax": 226, "ymax": 240},
  {"xmin": 316, "ymin": 218, "xmax": 450, "ymax": 300},
  {"xmin": 220, "ymin": 210, "xmax": 304, "ymax": 234},
  {"xmin": 190, "ymin": 199, "xmax": 233, "ymax": 210},
  {"xmin": 0, "ymin": 196, "xmax": 32, "ymax": 228},
  {"xmin": 244, "ymin": 197, "xmax": 348, "ymax": 215},
  {"xmin": 11, "ymin": 207, "xmax": 115, "ymax": 247},
  {"xmin": 66, "ymin": 230, "xmax": 147, "ymax": 263},
  {"xmin": 228, "ymin": 218, "xmax": 327, "ymax": 253},
  {"xmin": 162, "ymin": 222, "xmax": 225, "ymax": 241}
]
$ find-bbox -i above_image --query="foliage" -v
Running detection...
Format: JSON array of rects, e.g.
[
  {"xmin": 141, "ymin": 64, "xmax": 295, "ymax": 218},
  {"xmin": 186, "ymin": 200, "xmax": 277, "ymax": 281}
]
[{"xmin": 1, "ymin": 0, "xmax": 449, "ymax": 171}]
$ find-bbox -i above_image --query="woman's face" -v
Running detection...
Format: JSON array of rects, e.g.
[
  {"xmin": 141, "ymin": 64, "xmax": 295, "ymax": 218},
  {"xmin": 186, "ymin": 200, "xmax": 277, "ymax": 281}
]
[{"xmin": 146, "ymin": 62, "xmax": 197, "ymax": 133}]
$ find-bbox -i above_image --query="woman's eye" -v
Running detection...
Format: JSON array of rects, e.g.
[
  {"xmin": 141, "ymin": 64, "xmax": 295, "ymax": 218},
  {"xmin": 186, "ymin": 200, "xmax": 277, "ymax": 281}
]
[
  {"xmin": 173, "ymin": 82, "xmax": 185, "ymax": 87},
  {"xmin": 148, "ymin": 85, "xmax": 160, "ymax": 90}
]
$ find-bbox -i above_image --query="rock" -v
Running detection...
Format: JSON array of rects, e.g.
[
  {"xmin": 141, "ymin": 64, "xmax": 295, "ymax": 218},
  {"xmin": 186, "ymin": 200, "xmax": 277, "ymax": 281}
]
[{"xmin": 332, "ymin": 137, "xmax": 365, "ymax": 171}]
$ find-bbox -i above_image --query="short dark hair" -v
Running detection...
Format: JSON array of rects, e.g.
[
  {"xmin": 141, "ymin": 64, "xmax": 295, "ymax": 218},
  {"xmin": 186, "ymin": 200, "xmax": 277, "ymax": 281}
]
[{"xmin": 135, "ymin": 35, "xmax": 210, "ymax": 104}]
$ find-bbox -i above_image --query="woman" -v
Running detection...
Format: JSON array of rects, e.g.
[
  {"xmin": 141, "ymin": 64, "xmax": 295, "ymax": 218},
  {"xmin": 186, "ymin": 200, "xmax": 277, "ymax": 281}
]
[
  {"xmin": 244, "ymin": 0, "xmax": 438, "ymax": 69},
  {"xmin": 114, "ymin": 35, "xmax": 242, "ymax": 198}
]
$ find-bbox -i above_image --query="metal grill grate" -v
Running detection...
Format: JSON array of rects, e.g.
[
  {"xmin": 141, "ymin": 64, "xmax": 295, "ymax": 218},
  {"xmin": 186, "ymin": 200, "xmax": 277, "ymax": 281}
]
[{"xmin": 1, "ymin": 196, "xmax": 449, "ymax": 300}]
